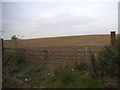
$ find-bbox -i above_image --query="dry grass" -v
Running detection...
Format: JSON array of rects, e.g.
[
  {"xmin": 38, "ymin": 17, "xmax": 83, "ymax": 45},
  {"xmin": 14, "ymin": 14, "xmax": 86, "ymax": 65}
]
[
  {"xmin": 2, "ymin": 75, "xmax": 28, "ymax": 88},
  {"xmin": 4, "ymin": 34, "xmax": 110, "ymax": 49}
]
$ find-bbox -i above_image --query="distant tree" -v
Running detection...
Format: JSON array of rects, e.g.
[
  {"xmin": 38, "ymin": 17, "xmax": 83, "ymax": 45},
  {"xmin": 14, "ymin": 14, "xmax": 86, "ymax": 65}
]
[
  {"xmin": 11, "ymin": 35, "xmax": 19, "ymax": 47},
  {"xmin": 11, "ymin": 35, "xmax": 18, "ymax": 41}
]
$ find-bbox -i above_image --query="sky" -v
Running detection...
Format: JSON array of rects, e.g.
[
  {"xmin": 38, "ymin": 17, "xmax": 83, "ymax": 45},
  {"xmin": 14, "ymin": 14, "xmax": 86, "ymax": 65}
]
[{"xmin": 1, "ymin": 0, "xmax": 119, "ymax": 40}]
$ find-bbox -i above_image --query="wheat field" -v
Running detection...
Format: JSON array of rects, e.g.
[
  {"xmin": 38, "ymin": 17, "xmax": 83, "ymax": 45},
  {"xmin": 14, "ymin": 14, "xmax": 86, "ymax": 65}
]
[{"xmin": 4, "ymin": 34, "xmax": 111, "ymax": 49}]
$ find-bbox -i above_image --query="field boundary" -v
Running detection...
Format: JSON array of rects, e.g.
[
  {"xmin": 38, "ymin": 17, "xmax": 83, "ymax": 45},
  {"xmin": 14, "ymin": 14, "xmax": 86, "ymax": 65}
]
[{"xmin": 4, "ymin": 44, "xmax": 109, "ymax": 66}]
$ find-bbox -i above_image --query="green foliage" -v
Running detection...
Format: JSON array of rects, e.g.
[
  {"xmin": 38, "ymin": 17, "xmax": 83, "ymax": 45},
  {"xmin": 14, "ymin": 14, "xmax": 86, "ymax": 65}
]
[
  {"xmin": 46, "ymin": 66, "xmax": 104, "ymax": 88},
  {"xmin": 3, "ymin": 48, "xmax": 26, "ymax": 75},
  {"xmin": 54, "ymin": 67, "xmax": 76, "ymax": 86},
  {"xmin": 13, "ymin": 48, "xmax": 26, "ymax": 65},
  {"xmin": 97, "ymin": 43, "xmax": 120, "ymax": 77},
  {"xmin": 3, "ymin": 59, "xmax": 107, "ymax": 88}
]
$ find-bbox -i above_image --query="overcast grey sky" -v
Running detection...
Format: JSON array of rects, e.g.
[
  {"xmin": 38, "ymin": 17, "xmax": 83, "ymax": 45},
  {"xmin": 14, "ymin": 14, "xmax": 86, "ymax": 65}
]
[{"xmin": 1, "ymin": 0, "xmax": 119, "ymax": 40}]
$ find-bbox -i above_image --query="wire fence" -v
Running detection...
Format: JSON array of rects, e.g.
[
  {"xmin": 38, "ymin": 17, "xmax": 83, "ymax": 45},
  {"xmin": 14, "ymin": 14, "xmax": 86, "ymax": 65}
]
[
  {"xmin": 3, "ymin": 44, "xmax": 113, "ymax": 88},
  {"xmin": 4, "ymin": 44, "xmax": 109, "ymax": 66}
]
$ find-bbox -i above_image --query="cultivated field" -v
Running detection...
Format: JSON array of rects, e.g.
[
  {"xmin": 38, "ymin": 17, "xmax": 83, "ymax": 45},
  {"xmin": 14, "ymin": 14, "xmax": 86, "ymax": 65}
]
[
  {"xmin": 4, "ymin": 34, "xmax": 110, "ymax": 49},
  {"xmin": 4, "ymin": 34, "xmax": 111, "ymax": 66}
]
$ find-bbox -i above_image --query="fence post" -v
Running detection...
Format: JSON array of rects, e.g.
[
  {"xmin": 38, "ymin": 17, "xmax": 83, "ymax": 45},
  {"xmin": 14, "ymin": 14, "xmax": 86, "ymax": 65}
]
[
  {"xmin": 89, "ymin": 50, "xmax": 97, "ymax": 78},
  {"xmin": 85, "ymin": 46, "xmax": 88, "ymax": 62},
  {"xmin": 111, "ymin": 31, "xmax": 116, "ymax": 46},
  {"xmin": 0, "ymin": 38, "xmax": 2, "ymax": 89},
  {"xmin": 45, "ymin": 50, "xmax": 49, "ymax": 63},
  {"xmin": 2, "ymin": 39, "xmax": 4, "ymax": 59}
]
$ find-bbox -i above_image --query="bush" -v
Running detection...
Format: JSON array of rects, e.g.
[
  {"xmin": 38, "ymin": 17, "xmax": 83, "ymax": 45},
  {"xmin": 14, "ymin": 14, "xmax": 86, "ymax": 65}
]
[
  {"xmin": 97, "ymin": 44, "xmax": 120, "ymax": 77},
  {"xmin": 3, "ymin": 48, "xmax": 26, "ymax": 75}
]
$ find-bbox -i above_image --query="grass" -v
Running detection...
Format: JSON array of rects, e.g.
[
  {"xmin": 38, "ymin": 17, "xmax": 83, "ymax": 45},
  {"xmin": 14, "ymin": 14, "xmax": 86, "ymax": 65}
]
[{"xmin": 4, "ymin": 60, "xmax": 108, "ymax": 88}]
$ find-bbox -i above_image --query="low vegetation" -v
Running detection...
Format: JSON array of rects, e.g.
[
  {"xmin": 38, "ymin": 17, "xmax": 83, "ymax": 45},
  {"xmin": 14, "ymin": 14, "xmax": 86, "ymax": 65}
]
[
  {"xmin": 3, "ymin": 38, "xmax": 120, "ymax": 88},
  {"xmin": 3, "ymin": 61, "xmax": 104, "ymax": 88},
  {"xmin": 96, "ymin": 38, "xmax": 120, "ymax": 88}
]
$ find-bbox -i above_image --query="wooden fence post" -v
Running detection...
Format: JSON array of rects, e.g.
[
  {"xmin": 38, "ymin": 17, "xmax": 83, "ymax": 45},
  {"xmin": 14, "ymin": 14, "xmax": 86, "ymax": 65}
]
[
  {"xmin": 111, "ymin": 31, "xmax": 116, "ymax": 46},
  {"xmin": 2, "ymin": 39, "xmax": 4, "ymax": 59},
  {"xmin": 45, "ymin": 50, "xmax": 49, "ymax": 63},
  {"xmin": 89, "ymin": 49, "xmax": 97, "ymax": 78},
  {"xmin": 85, "ymin": 46, "xmax": 88, "ymax": 62}
]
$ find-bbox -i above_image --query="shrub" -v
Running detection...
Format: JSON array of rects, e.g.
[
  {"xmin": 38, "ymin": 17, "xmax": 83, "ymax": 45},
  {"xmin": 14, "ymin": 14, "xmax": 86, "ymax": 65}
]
[
  {"xmin": 97, "ymin": 44, "xmax": 120, "ymax": 77},
  {"xmin": 3, "ymin": 48, "xmax": 26, "ymax": 75}
]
